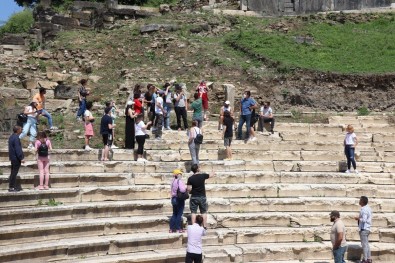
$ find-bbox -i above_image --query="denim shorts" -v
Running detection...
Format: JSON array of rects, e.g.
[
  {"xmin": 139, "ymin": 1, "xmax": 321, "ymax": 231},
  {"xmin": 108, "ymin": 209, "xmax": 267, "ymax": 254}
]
[
  {"xmin": 224, "ymin": 137, "xmax": 232, "ymax": 147},
  {"xmin": 189, "ymin": 196, "xmax": 208, "ymax": 214}
]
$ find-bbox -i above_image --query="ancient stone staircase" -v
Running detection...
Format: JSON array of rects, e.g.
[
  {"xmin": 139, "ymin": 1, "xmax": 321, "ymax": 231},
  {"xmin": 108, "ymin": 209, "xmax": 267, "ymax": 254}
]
[
  {"xmin": 283, "ymin": 0, "xmax": 296, "ymax": 15},
  {"xmin": 0, "ymin": 115, "xmax": 395, "ymax": 262}
]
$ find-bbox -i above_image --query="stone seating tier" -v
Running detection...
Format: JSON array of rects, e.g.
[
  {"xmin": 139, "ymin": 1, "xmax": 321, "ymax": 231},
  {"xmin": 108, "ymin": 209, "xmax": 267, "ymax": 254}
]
[{"xmin": 0, "ymin": 116, "xmax": 394, "ymax": 262}]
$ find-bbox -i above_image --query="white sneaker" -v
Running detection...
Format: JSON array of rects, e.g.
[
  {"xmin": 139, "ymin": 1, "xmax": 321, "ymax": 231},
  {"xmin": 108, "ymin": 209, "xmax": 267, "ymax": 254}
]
[
  {"xmin": 249, "ymin": 137, "xmax": 257, "ymax": 141},
  {"xmin": 111, "ymin": 145, "xmax": 119, "ymax": 149},
  {"xmin": 345, "ymin": 170, "xmax": 350, "ymax": 174},
  {"xmin": 165, "ymin": 127, "xmax": 171, "ymax": 130},
  {"xmin": 50, "ymin": 126, "xmax": 58, "ymax": 130},
  {"xmin": 354, "ymin": 169, "xmax": 359, "ymax": 174},
  {"xmin": 85, "ymin": 145, "xmax": 93, "ymax": 151},
  {"xmin": 137, "ymin": 158, "xmax": 147, "ymax": 162},
  {"xmin": 27, "ymin": 144, "xmax": 34, "ymax": 150}
]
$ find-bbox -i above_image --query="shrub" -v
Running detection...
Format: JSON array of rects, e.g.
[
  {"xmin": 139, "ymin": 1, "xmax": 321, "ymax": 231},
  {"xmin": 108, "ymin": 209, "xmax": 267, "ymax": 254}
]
[
  {"xmin": 0, "ymin": 9, "xmax": 34, "ymax": 36},
  {"xmin": 357, "ymin": 107, "xmax": 370, "ymax": 116}
]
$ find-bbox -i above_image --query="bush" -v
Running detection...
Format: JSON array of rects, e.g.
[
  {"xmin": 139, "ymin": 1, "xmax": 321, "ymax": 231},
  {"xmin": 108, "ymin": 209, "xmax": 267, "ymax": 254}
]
[
  {"xmin": 357, "ymin": 107, "xmax": 370, "ymax": 116},
  {"xmin": 0, "ymin": 9, "xmax": 34, "ymax": 36}
]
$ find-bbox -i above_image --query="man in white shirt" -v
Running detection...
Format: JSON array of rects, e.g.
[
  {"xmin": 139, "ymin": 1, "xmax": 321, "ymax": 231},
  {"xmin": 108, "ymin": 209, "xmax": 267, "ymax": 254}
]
[
  {"xmin": 154, "ymin": 90, "xmax": 165, "ymax": 140},
  {"xmin": 330, "ymin": 210, "xmax": 347, "ymax": 263},
  {"xmin": 258, "ymin": 101, "xmax": 275, "ymax": 134},
  {"xmin": 355, "ymin": 196, "xmax": 372, "ymax": 263},
  {"xmin": 185, "ymin": 214, "xmax": 206, "ymax": 263}
]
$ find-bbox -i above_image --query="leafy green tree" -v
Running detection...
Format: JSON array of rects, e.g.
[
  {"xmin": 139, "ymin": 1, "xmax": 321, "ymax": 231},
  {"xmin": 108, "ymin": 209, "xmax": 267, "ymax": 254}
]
[{"xmin": 0, "ymin": 9, "xmax": 34, "ymax": 36}]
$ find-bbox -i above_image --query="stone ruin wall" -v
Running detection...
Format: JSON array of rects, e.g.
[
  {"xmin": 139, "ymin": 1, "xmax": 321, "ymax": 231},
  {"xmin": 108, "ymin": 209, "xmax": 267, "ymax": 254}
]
[{"xmin": 244, "ymin": 0, "xmax": 392, "ymax": 15}]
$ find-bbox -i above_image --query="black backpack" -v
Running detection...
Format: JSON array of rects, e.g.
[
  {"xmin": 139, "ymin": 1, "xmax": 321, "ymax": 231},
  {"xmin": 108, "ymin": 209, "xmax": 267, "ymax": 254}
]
[
  {"xmin": 38, "ymin": 141, "xmax": 49, "ymax": 157},
  {"xmin": 194, "ymin": 128, "xmax": 203, "ymax": 144}
]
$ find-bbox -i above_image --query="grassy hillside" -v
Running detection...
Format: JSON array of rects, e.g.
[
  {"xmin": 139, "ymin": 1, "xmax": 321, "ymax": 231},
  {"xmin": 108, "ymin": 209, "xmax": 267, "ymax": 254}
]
[{"xmin": 226, "ymin": 13, "xmax": 395, "ymax": 73}]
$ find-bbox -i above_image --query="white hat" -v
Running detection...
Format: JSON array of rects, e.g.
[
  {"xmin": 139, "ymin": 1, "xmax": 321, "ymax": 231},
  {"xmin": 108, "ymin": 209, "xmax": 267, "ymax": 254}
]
[
  {"xmin": 225, "ymin": 101, "xmax": 230, "ymax": 105},
  {"xmin": 127, "ymin": 100, "xmax": 134, "ymax": 105}
]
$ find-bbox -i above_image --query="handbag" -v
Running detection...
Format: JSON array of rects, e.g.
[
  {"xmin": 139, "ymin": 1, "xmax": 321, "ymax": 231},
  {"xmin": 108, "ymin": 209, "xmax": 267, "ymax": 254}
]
[
  {"xmin": 17, "ymin": 113, "xmax": 28, "ymax": 123},
  {"xmin": 194, "ymin": 128, "xmax": 203, "ymax": 144},
  {"xmin": 176, "ymin": 179, "xmax": 189, "ymax": 200}
]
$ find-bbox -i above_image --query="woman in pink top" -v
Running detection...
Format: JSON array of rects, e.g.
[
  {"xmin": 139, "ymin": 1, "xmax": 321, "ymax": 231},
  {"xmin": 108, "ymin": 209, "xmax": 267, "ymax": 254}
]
[
  {"xmin": 34, "ymin": 131, "xmax": 52, "ymax": 190},
  {"xmin": 169, "ymin": 169, "xmax": 187, "ymax": 233}
]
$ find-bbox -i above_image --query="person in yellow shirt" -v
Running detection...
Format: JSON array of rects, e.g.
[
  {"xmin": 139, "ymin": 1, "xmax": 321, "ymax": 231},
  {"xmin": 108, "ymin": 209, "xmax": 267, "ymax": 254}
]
[{"xmin": 33, "ymin": 88, "xmax": 57, "ymax": 130}]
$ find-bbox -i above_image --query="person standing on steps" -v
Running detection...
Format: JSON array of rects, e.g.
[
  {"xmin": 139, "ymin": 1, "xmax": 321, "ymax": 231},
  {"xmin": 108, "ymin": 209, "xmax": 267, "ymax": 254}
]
[
  {"xmin": 164, "ymin": 82, "xmax": 174, "ymax": 130},
  {"xmin": 100, "ymin": 107, "xmax": 115, "ymax": 161},
  {"xmin": 154, "ymin": 90, "xmax": 165, "ymax": 140},
  {"xmin": 19, "ymin": 100, "xmax": 40, "ymax": 150},
  {"xmin": 77, "ymin": 79, "xmax": 89, "ymax": 121},
  {"xmin": 219, "ymin": 100, "xmax": 233, "ymax": 130},
  {"xmin": 134, "ymin": 114, "xmax": 152, "ymax": 161},
  {"xmin": 330, "ymin": 210, "xmax": 348, "ymax": 263},
  {"xmin": 237, "ymin": 90, "xmax": 257, "ymax": 141},
  {"xmin": 33, "ymin": 87, "xmax": 57, "ymax": 130},
  {"xmin": 34, "ymin": 131, "xmax": 52, "ymax": 190},
  {"xmin": 355, "ymin": 196, "xmax": 372, "ymax": 263},
  {"xmin": 84, "ymin": 101, "xmax": 95, "ymax": 151},
  {"xmin": 258, "ymin": 101, "xmax": 275, "ymax": 134},
  {"xmin": 124, "ymin": 100, "xmax": 137, "ymax": 150},
  {"xmin": 185, "ymin": 214, "xmax": 206, "ymax": 263},
  {"xmin": 169, "ymin": 169, "xmax": 187, "ymax": 233},
  {"xmin": 190, "ymin": 92, "xmax": 203, "ymax": 129},
  {"xmin": 8, "ymin": 125, "xmax": 25, "ymax": 192},
  {"xmin": 222, "ymin": 111, "xmax": 234, "ymax": 160},
  {"xmin": 344, "ymin": 124, "xmax": 358, "ymax": 174},
  {"xmin": 188, "ymin": 120, "xmax": 202, "ymax": 165},
  {"xmin": 187, "ymin": 164, "xmax": 215, "ymax": 229},
  {"xmin": 196, "ymin": 80, "xmax": 209, "ymax": 121},
  {"xmin": 174, "ymin": 84, "xmax": 188, "ymax": 131}
]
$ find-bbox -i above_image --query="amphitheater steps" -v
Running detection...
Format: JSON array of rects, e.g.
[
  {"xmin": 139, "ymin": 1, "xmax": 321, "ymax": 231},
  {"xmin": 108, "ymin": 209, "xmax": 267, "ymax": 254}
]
[{"xmin": 1, "ymin": 197, "xmax": 394, "ymax": 226}]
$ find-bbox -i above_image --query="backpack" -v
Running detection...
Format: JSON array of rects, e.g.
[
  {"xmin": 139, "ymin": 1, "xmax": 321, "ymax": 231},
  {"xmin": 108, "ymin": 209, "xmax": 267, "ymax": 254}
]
[
  {"xmin": 38, "ymin": 141, "xmax": 49, "ymax": 157},
  {"xmin": 194, "ymin": 128, "xmax": 203, "ymax": 144}
]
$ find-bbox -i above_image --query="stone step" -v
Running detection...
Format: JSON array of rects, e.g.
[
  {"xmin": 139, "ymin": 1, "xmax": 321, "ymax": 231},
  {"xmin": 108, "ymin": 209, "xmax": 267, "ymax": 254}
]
[
  {"xmin": 1, "ymin": 197, "xmax": 394, "ymax": 226},
  {"xmin": 328, "ymin": 116, "xmax": 390, "ymax": 125},
  {"xmin": 0, "ymin": 232, "xmax": 183, "ymax": 263},
  {"xmin": 0, "ymin": 159, "xmax": 391, "ymax": 176},
  {"xmin": 19, "ymin": 242, "xmax": 395, "ymax": 263},
  {"xmin": 3, "ymin": 166, "xmax": 374, "ymax": 188},
  {"xmin": 1, "ymin": 182, "xmax": 395, "ymax": 207}
]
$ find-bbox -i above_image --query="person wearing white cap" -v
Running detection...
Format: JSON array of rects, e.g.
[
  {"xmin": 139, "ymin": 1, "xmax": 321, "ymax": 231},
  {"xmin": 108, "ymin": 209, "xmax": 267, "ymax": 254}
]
[
  {"xmin": 219, "ymin": 100, "xmax": 233, "ymax": 130},
  {"xmin": 125, "ymin": 100, "xmax": 137, "ymax": 150},
  {"xmin": 19, "ymin": 100, "xmax": 41, "ymax": 150}
]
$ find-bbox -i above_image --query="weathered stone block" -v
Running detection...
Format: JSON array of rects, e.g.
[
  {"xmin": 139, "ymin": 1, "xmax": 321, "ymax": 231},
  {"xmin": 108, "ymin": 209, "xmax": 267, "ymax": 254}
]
[
  {"xmin": 51, "ymin": 15, "xmax": 80, "ymax": 28},
  {"xmin": 0, "ymin": 87, "xmax": 30, "ymax": 99},
  {"xmin": 54, "ymin": 85, "xmax": 78, "ymax": 99},
  {"xmin": 47, "ymin": 72, "xmax": 71, "ymax": 82}
]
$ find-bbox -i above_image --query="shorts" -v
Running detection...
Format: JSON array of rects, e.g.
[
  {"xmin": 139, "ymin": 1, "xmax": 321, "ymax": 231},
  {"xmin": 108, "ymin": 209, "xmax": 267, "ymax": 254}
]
[
  {"xmin": 102, "ymin": 134, "xmax": 113, "ymax": 146},
  {"xmin": 190, "ymin": 196, "xmax": 208, "ymax": 214},
  {"xmin": 224, "ymin": 137, "xmax": 232, "ymax": 147},
  {"xmin": 84, "ymin": 122, "xmax": 94, "ymax": 136}
]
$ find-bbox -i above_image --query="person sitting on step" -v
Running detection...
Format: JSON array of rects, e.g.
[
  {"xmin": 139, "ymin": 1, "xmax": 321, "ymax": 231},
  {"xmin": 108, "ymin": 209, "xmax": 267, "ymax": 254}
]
[{"xmin": 258, "ymin": 101, "xmax": 275, "ymax": 134}]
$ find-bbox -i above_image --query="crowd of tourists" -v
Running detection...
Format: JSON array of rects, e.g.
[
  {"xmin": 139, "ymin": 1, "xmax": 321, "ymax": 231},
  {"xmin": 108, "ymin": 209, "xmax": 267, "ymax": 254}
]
[{"xmin": 7, "ymin": 78, "xmax": 366, "ymax": 263}]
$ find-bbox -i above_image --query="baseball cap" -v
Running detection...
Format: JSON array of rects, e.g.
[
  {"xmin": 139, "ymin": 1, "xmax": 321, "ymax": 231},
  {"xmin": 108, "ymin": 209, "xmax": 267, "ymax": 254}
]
[
  {"xmin": 329, "ymin": 210, "xmax": 340, "ymax": 217},
  {"xmin": 173, "ymin": 169, "xmax": 182, "ymax": 175},
  {"xmin": 225, "ymin": 101, "xmax": 230, "ymax": 105}
]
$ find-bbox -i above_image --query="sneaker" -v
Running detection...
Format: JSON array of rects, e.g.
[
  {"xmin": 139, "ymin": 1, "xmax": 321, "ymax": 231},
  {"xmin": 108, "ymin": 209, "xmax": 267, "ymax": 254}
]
[
  {"xmin": 249, "ymin": 137, "xmax": 257, "ymax": 141},
  {"xmin": 8, "ymin": 188, "xmax": 18, "ymax": 192},
  {"xmin": 50, "ymin": 126, "xmax": 58, "ymax": 130},
  {"xmin": 270, "ymin": 130, "xmax": 274, "ymax": 134},
  {"xmin": 178, "ymin": 229, "xmax": 185, "ymax": 233},
  {"xmin": 354, "ymin": 169, "xmax": 359, "ymax": 174},
  {"xmin": 137, "ymin": 158, "xmax": 147, "ymax": 162},
  {"xmin": 76, "ymin": 117, "xmax": 82, "ymax": 122},
  {"xmin": 85, "ymin": 145, "xmax": 93, "ymax": 151},
  {"xmin": 165, "ymin": 127, "xmax": 171, "ymax": 130},
  {"xmin": 44, "ymin": 185, "xmax": 49, "ymax": 190},
  {"xmin": 35, "ymin": 185, "xmax": 44, "ymax": 190},
  {"xmin": 155, "ymin": 137, "xmax": 162, "ymax": 140},
  {"xmin": 27, "ymin": 144, "xmax": 34, "ymax": 150},
  {"xmin": 111, "ymin": 145, "xmax": 119, "ymax": 149},
  {"xmin": 345, "ymin": 170, "xmax": 351, "ymax": 174}
]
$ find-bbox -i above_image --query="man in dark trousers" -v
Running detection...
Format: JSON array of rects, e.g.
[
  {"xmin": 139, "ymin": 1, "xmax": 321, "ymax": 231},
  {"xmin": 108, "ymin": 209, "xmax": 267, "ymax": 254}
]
[
  {"xmin": 8, "ymin": 125, "xmax": 25, "ymax": 192},
  {"xmin": 187, "ymin": 164, "xmax": 215, "ymax": 229}
]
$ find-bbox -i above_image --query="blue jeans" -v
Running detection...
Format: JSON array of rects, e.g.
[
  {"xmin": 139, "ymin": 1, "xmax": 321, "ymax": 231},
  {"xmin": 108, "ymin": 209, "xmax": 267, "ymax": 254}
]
[
  {"xmin": 237, "ymin": 114, "xmax": 251, "ymax": 139},
  {"xmin": 41, "ymin": 109, "xmax": 53, "ymax": 128},
  {"xmin": 169, "ymin": 197, "xmax": 185, "ymax": 231},
  {"xmin": 333, "ymin": 246, "xmax": 347, "ymax": 263},
  {"xmin": 19, "ymin": 117, "xmax": 37, "ymax": 143},
  {"xmin": 344, "ymin": 145, "xmax": 356, "ymax": 170},
  {"xmin": 164, "ymin": 103, "xmax": 172, "ymax": 129},
  {"xmin": 77, "ymin": 99, "xmax": 86, "ymax": 118}
]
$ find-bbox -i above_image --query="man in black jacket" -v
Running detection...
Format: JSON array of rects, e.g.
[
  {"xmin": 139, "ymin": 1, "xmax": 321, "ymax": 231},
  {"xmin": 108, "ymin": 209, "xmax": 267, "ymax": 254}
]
[{"xmin": 8, "ymin": 125, "xmax": 25, "ymax": 192}]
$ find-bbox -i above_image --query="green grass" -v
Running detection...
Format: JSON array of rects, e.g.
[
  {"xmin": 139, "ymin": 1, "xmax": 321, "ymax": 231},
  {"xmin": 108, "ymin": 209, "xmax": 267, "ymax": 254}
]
[{"xmin": 226, "ymin": 14, "xmax": 395, "ymax": 74}]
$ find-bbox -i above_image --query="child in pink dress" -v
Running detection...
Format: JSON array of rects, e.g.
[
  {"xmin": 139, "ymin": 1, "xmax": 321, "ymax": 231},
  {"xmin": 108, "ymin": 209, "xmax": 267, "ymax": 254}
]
[
  {"xmin": 35, "ymin": 131, "xmax": 52, "ymax": 190},
  {"xmin": 84, "ymin": 101, "xmax": 95, "ymax": 150}
]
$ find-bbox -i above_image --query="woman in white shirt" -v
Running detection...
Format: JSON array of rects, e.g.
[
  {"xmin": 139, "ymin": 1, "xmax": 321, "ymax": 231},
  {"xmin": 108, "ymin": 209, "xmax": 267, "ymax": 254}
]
[
  {"xmin": 188, "ymin": 120, "xmax": 202, "ymax": 165},
  {"xmin": 19, "ymin": 100, "xmax": 40, "ymax": 150},
  {"xmin": 344, "ymin": 124, "xmax": 358, "ymax": 174},
  {"xmin": 185, "ymin": 214, "xmax": 206, "ymax": 263},
  {"xmin": 134, "ymin": 114, "xmax": 152, "ymax": 161}
]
